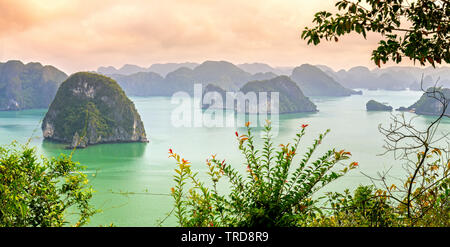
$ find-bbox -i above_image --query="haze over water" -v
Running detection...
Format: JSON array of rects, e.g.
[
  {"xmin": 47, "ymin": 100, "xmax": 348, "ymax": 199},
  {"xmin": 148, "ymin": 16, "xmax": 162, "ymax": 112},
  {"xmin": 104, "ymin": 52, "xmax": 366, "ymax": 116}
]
[{"xmin": 1, "ymin": 89, "xmax": 449, "ymax": 226}]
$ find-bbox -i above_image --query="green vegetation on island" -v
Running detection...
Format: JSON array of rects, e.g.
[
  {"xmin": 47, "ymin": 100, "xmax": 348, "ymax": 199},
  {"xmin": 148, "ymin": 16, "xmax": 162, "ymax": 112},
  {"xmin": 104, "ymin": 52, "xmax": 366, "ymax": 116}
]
[
  {"xmin": 398, "ymin": 87, "xmax": 450, "ymax": 116},
  {"xmin": 201, "ymin": 76, "xmax": 317, "ymax": 114},
  {"xmin": 42, "ymin": 72, "xmax": 148, "ymax": 148},
  {"xmin": 0, "ymin": 60, "xmax": 67, "ymax": 111}
]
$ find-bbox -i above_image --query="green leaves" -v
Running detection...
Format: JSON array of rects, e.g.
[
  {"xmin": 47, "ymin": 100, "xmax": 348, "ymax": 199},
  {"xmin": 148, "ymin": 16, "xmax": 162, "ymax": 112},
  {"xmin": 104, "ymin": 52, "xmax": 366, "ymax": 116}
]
[
  {"xmin": 301, "ymin": 0, "xmax": 450, "ymax": 67},
  {"xmin": 169, "ymin": 122, "xmax": 357, "ymax": 227},
  {"xmin": 323, "ymin": 185, "xmax": 397, "ymax": 227},
  {"xmin": 0, "ymin": 142, "xmax": 96, "ymax": 227}
]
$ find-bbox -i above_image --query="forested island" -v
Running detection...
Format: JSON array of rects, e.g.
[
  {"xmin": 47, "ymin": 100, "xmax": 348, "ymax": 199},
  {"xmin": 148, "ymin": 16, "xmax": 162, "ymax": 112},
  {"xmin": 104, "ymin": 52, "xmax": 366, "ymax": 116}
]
[
  {"xmin": 240, "ymin": 76, "xmax": 317, "ymax": 113},
  {"xmin": 42, "ymin": 72, "xmax": 148, "ymax": 148},
  {"xmin": 397, "ymin": 87, "xmax": 450, "ymax": 116},
  {"xmin": 201, "ymin": 76, "xmax": 317, "ymax": 114},
  {"xmin": 0, "ymin": 60, "xmax": 67, "ymax": 110}
]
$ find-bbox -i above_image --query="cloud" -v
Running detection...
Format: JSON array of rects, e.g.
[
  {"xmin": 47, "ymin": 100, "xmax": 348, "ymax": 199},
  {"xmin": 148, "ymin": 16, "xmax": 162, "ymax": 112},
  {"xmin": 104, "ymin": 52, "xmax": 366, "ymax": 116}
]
[
  {"xmin": 0, "ymin": 0, "xmax": 38, "ymax": 34},
  {"xmin": 0, "ymin": 0, "xmax": 389, "ymax": 73}
]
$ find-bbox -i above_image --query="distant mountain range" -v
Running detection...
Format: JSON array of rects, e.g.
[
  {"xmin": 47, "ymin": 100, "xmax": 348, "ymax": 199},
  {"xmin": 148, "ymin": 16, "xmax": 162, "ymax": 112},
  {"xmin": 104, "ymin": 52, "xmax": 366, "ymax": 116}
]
[
  {"xmin": 98, "ymin": 62, "xmax": 199, "ymax": 77},
  {"xmin": 99, "ymin": 62, "xmax": 450, "ymax": 97},
  {"xmin": 2, "ymin": 59, "xmax": 450, "ymax": 112},
  {"xmin": 98, "ymin": 62, "xmax": 294, "ymax": 77},
  {"xmin": 237, "ymin": 63, "xmax": 293, "ymax": 75},
  {"xmin": 108, "ymin": 61, "xmax": 279, "ymax": 96},
  {"xmin": 316, "ymin": 64, "xmax": 450, "ymax": 91},
  {"xmin": 102, "ymin": 61, "xmax": 361, "ymax": 98}
]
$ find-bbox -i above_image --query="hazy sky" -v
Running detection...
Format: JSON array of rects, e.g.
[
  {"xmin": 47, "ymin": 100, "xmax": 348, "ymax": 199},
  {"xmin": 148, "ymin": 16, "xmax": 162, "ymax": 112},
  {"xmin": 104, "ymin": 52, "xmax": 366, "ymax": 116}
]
[{"xmin": 1, "ymin": 0, "xmax": 401, "ymax": 74}]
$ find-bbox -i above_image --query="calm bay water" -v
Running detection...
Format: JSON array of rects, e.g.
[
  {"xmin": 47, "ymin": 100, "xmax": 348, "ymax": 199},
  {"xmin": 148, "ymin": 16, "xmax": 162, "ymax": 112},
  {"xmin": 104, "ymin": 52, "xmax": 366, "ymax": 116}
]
[{"xmin": 1, "ymin": 89, "xmax": 449, "ymax": 226}]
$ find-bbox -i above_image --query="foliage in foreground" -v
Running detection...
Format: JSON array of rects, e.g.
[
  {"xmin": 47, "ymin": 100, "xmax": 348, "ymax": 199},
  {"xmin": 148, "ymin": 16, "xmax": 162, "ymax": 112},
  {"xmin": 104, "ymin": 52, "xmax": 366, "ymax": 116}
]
[
  {"xmin": 169, "ymin": 122, "xmax": 449, "ymax": 227},
  {"xmin": 0, "ymin": 142, "xmax": 96, "ymax": 227},
  {"xmin": 170, "ymin": 122, "xmax": 358, "ymax": 227},
  {"xmin": 301, "ymin": 0, "xmax": 450, "ymax": 67}
]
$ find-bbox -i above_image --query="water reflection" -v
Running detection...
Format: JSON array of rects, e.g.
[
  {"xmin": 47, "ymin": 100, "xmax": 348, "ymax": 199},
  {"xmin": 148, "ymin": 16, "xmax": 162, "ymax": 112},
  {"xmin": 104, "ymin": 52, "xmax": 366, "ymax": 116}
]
[
  {"xmin": 278, "ymin": 111, "xmax": 317, "ymax": 120},
  {"xmin": 0, "ymin": 124, "xmax": 27, "ymax": 131},
  {"xmin": 41, "ymin": 140, "xmax": 147, "ymax": 160}
]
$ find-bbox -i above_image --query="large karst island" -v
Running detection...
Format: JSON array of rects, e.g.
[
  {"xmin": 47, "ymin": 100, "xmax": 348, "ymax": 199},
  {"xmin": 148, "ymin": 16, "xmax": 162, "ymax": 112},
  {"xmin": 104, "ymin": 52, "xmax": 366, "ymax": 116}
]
[
  {"xmin": 42, "ymin": 72, "xmax": 148, "ymax": 148},
  {"xmin": 240, "ymin": 76, "xmax": 317, "ymax": 113},
  {"xmin": 397, "ymin": 87, "xmax": 450, "ymax": 116},
  {"xmin": 201, "ymin": 75, "xmax": 317, "ymax": 114},
  {"xmin": 0, "ymin": 60, "xmax": 68, "ymax": 110}
]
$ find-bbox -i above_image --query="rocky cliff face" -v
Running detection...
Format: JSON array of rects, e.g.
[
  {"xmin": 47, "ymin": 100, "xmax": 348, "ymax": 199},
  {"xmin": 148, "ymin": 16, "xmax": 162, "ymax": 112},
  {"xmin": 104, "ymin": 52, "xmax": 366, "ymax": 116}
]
[
  {"xmin": 0, "ymin": 60, "xmax": 68, "ymax": 111},
  {"xmin": 42, "ymin": 72, "xmax": 148, "ymax": 148}
]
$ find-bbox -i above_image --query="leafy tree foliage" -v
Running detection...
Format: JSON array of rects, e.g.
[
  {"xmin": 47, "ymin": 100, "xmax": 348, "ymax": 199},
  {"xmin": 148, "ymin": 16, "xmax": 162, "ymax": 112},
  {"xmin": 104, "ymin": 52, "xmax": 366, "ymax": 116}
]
[
  {"xmin": 316, "ymin": 185, "xmax": 397, "ymax": 227},
  {"xmin": 0, "ymin": 142, "xmax": 96, "ymax": 226},
  {"xmin": 301, "ymin": 0, "xmax": 450, "ymax": 67}
]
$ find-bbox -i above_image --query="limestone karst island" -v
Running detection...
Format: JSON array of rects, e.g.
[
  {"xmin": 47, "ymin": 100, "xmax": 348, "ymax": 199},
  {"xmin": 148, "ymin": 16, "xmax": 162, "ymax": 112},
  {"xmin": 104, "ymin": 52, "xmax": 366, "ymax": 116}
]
[{"xmin": 42, "ymin": 72, "xmax": 148, "ymax": 148}]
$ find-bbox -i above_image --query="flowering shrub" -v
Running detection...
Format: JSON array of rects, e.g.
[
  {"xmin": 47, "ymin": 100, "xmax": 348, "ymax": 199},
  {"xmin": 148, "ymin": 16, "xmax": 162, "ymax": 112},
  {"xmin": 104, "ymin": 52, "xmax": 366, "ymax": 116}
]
[{"xmin": 169, "ymin": 121, "xmax": 358, "ymax": 227}]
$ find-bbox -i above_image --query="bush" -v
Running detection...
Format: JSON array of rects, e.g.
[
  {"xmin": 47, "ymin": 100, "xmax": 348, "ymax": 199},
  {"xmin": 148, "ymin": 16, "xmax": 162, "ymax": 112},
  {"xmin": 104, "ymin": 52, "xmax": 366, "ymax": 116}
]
[
  {"xmin": 169, "ymin": 121, "xmax": 358, "ymax": 227},
  {"xmin": 0, "ymin": 142, "xmax": 96, "ymax": 227},
  {"xmin": 311, "ymin": 148, "xmax": 450, "ymax": 227},
  {"xmin": 314, "ymin": 185, "xmax": 397, "ymax": 227}
]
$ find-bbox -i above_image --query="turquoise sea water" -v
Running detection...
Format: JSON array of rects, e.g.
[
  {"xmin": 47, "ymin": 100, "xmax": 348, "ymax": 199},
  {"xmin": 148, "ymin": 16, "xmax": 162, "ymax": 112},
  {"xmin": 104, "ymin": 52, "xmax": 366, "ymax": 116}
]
[{"xmin": 0, "ymin": 89, "xmax": 448, "ymax": 226}]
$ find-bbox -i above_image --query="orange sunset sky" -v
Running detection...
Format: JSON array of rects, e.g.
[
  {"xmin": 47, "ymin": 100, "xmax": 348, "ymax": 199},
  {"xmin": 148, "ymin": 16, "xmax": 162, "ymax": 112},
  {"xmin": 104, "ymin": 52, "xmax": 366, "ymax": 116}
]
[{"xmin": 1, "ymin": 0, "xmax": 409, "ymax": 74}]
